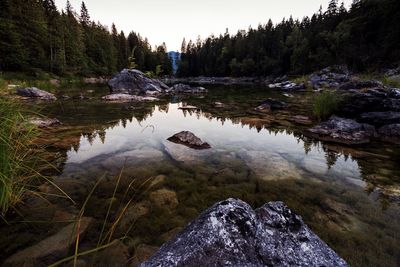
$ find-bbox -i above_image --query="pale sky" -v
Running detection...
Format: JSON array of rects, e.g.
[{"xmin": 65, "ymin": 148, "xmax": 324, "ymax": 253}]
[{"xmin": 54, "ymin": 0, "xmax": 353, "ymax": 51}]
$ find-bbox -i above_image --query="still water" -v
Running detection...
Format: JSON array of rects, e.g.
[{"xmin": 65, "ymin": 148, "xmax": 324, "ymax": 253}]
[{"xmin": 3, "ymin": 86, "xmax": 400, "ymax": 266}]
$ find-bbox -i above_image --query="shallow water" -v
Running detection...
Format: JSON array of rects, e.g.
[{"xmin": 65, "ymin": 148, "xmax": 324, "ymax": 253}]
[{"xmin": 2, "ymin": 86, "xmax": 400, "ymax": 266}]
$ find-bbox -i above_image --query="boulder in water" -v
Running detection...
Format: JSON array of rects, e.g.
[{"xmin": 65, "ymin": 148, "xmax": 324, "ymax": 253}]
[
  {"xmin": 304, "ymin": 116, "xmax": 376, "ymax": 144},
  {"xmin": 108, "ymin": 69, "xmax": 169, "ymax": 95},
  {"xmin": 167, "ymin": 131, "xmax": 211, "ymax": 149}
]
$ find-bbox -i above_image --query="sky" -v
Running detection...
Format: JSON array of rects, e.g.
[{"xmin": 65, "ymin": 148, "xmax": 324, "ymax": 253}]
[{"xmin": 54, "ymin": 0, "xmax": 353, "ymax": 51}]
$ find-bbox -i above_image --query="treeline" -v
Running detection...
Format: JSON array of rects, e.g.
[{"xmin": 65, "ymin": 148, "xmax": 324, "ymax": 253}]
[
  {"xmin": 178, "ymin": 0, "xmax": 400, "ymax": 77},
  {"xmin": 0, "ymin": 0, "xmax": 172, "ymax": 76}
]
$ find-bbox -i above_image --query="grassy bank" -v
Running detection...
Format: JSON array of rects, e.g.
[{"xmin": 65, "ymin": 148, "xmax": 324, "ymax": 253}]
[{"xmin": 0, "ymin": 98, "xmax": 39, "ymax": 216}]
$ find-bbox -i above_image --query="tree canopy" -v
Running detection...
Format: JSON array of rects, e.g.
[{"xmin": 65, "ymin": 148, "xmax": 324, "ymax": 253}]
[
  {"xmin": 177, "ymin": 0, "xmax": 400, "ymax": 77},
  {"xmin": 0, "ymin": 0, "xmax": 172, "ymax": 76}
]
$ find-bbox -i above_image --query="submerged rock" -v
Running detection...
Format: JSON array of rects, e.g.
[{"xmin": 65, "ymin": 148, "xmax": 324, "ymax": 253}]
[
  {"xmin": 149, "ymin": 188, "xmax": 179, "ymax": 210},
  {"xmin": 254, "ymin": 98, "xmax": 287, "ymax": 112},
  {"xmin": 4, "ymin": 217, "xmax": 93, "ymax": 266},
  {"xmin": 304, "ymin": 116, "xmax": 376, "ymax": 144},
  {"xmin": 168, "ymin": 83, "xmax": 207, "ymax": 94},
  {"xmin": 108, "ymin": 69, "xmax": 169, "ymax": 95},
  {"xmin": 163, "ymin": 141, "xmax": 212, "ymax": 163},
  {"xmin": 167, "ymin": 131, "xmax": 211, "ymax": 149},
  {"xmin": 16, "ymin": 87, "xmax": 57, "ymax": 100},
  {"xmin": 141, "ymin": 199, "xmax": 348, "ymax": 267},
  {"xmin": 378, "ymin": 124, "xmax": 400, "ymax": 144}
]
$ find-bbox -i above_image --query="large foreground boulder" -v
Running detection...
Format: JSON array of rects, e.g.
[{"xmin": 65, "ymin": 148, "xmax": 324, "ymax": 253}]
[
  {"xmin": 304, "ymin": 116, "xmax": 376, "ymax": 144},
  {"xmin": 141, "ymin": 199, "xmax": 347, "ymax": 267},
  {"xmin": 16, "ymin": 87, "xmax": 57, "ymax": 100},
  {"xmin": 108, "ymin": 69, "xmax": 169, "ymax": 95}
]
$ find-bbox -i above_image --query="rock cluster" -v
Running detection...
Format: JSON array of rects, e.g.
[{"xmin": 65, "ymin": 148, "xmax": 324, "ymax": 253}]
[
  {"xmin": 141, "ymin": 198, "xmax": 348, "ymax": 267},
  {"xmin": 309, "ymin": 65, "xmax": 350, "ymax": 90}
]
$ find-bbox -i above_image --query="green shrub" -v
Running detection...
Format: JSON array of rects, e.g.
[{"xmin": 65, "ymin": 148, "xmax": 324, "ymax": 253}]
[{"xmin": 313, "ymin": 91, "xmax": 341, "ymax": 121}]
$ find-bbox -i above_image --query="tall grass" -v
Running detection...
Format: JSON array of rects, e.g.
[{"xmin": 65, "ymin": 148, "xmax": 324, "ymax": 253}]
[
  {"xmin": 313, "ymin": 91, "xmax": 342, "ymax": 121},
  {"xmin": 0, "ymin": 98, "xmax": 38, "ymax": 216}
]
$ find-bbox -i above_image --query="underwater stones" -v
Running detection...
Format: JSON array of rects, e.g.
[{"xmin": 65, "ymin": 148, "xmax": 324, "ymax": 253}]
[
  {"xmin": 149, "ymin": 188, "xmax": 178, "ymax": 210},
  {"xmin": 102, "ymin": 93, "xmax": 158, "ymax": 102},
  {"xmin": 119, "ymin": 201, "xmax": 151, "ymax": 232},
  {"xmin": 163, "ymin": 141, "xmax": 212, "ymax": 163},
  {"xmin": 214, "ymin": 101, "xmax": 225, "ymax": 108},
  {"xmin": 304, "ymin": 116, "xmax": 377, "ymax": 145},
  {"xmin": 29, "ymin": 118, "xmax": 61, "ymax": 128},
  {"xmin": 167, "ymin": 131, "xmax": 211, "ymax": 149},
  {"xmin": 108, "ymin": 69, "xmax": 169, "ymax": 95},
  {"xmin": 91, "ymin": 240, "xmax": 130, "ymax": 267},
  {"xmin": 168, "ymin": 83, "xmax": 207, "ymax": 94},
  {"xmin": 238, "ymin": 150, "xmax": 302, "ymax": 180},
  {"xmin": 4, "ymin": 217, "xmax": 93, "ymax": 267},
  {"xmin": 131, "ymin": 244, "xmax": 159, "ymax": 267},
  {"xmin": 16, "ymin": 87, "xmax": 57, "ymax": 100},
  {"xmin": 141, "ymin": 199, "xmax": 348, "ymax": 267},
  {"xmin": 101, "ymin": 148, "xmax": 164, "ymax": 170}
]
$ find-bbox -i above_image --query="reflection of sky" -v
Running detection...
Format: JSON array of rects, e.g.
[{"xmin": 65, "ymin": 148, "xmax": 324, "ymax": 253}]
[{"xmin": 66, "ymin": 103, "xmax": 361, "ymax": 184}]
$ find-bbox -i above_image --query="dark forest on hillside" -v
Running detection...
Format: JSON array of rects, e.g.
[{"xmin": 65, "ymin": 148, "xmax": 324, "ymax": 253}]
[
  {"xmin": 178, "ymin": 0, "xmax": 400, "ymax": 77},
  {"xmin": 0, "ymin": 0, "xmax": 172, "ymax": 76}
]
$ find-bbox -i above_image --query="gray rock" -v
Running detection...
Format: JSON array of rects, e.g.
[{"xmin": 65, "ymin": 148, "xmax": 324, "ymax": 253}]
[
  {"xmin": 29, "ymin": 118, "xmax": 61, "ymax": 128},
  {"xmin": 141, "ymin": 199, "xmax": 347, "ymax": 267},
  {"xmin": 304, "ymin": 116, "xmax": 376, "ymax": 144},
  {"xmin": 167, "ymin": 131, "xmax": 211, "ymax": 149},
  {"xmin": 378, "ymin": 124, "xmax": 400, "ymax": 144},
  {"xmin": 16, "ymin": 87, "xmax": 57, "ymax": 100},
  {"xmin": 169, "ymin": 83, "xmax": 207, "ymax": 94},
  {"xmin": 108, "ymin": 69, "xmax": 169, "ymax": 95},
  {"xmin": 359, "ymin": 112, "xmax": 400, "ymax": 126},
  {"xmin": 268, "ymin": 81, "xmax": 305, "ymax": 90}
]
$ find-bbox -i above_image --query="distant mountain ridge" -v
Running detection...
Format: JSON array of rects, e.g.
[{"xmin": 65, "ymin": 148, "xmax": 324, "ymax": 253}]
[{"xmin": 168, "ymin": 51, "xmax": 181, "ymax": 74}]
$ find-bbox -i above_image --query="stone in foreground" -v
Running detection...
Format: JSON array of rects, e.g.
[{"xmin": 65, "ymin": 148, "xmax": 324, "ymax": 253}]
[
  {"xmin": 304, "ymin": 116, "xmax": 376, "ymax": 144},
  {"xmin": 29, "ymin": 118, "xmax": 61, "ymax": 128},
  {"xmin": 167, "ymin": 131, "xmax": 211, "ymax": 149},
  {"xmin": 102, "ymin": 93, "xmax": 158, "ymax": 102},
  {"xmin": 141, "ymin": 199, "xmax": 347, "ymax": 267},
  {"xmin": 108, "ymin": 69, "xmax": 169, "ymax": 95},
  {"xmin": 168, "ymin": 83, "xmax": 207, "ymax": 94},
  {"xmin": 4, "ymin": 217, "xmax": 92, "ymax": 266},
  {"xmin": 16, "ymin": 87, "xmax": 57, "ymax": 100}
]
